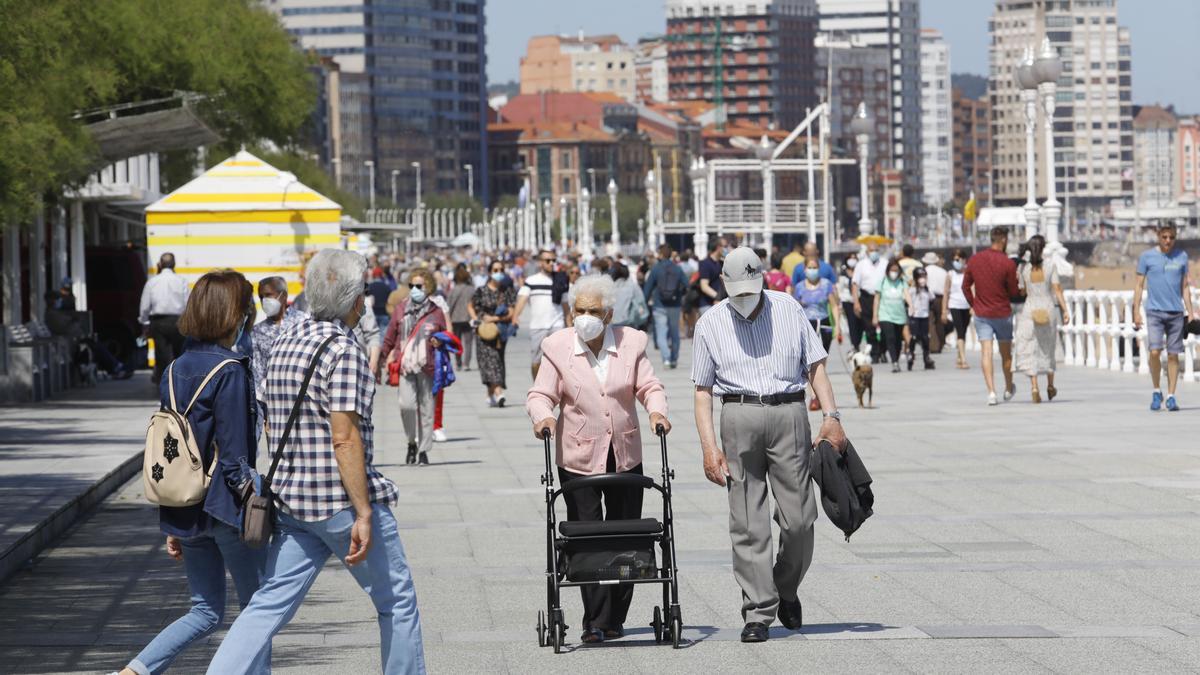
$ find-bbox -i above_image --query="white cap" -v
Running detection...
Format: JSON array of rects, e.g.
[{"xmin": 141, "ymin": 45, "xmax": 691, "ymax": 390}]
[{"xmin": 721, "ymin": 247, "xmax": 764, "ymax": 297}]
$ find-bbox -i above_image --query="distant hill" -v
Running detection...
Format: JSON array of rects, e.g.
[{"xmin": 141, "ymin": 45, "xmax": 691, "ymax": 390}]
[{"xmin": 952, "ymin": 73, "xmax": 987, "ymax": 100}]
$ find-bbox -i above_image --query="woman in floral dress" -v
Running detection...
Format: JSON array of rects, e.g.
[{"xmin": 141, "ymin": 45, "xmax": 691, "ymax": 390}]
[{"xmin": 468, "ymin": 260, "xmax": 517, "ymax": 407}]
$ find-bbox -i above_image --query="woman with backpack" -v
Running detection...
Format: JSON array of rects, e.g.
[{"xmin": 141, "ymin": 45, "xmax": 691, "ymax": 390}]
[{"xmin": 116, "ymin": 270, "xmax": 268, "ymax": 675}]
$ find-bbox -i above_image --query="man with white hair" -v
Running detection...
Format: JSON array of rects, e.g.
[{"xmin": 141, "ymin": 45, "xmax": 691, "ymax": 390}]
[
  {"xmin": 692, "ymin": 246, "xmax": 848, "ymax": 644},
  {"xmin": 207, "ymin": 249, "xmax": 425, "ymax": 674}
]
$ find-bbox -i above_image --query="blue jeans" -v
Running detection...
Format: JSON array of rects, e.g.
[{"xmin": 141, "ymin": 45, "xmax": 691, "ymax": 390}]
[
  {"xmin": 652, "ymin": 305, "xmax": 681, "ymax": 365},
  {"xmin": 376, "ymin": 313, "xmax": 391, "ymax": 333},
  {"xmin": 206, "ymin": 504, "xmax": 425, "ymax": 675},
  {"xmin": 130, "ymin": 522, "xmax": 268, "ymax": 675}
]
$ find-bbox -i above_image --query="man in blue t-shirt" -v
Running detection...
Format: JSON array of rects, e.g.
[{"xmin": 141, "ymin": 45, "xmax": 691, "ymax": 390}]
[{"xmin": 1133, "ymin": 224, "xmax": 1196, "ymax": 411}]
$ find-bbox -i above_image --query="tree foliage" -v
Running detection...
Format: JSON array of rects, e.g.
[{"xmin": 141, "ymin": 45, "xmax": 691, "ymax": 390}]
[{"xmin": 0, "ymin": 0, "xmax": 316, "ymax": 226}]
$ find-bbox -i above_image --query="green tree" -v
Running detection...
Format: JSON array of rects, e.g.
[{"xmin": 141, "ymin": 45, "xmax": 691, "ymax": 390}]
[{"xmin": 0, "ymin": 0, "xmax": 316, "ymax": 228}]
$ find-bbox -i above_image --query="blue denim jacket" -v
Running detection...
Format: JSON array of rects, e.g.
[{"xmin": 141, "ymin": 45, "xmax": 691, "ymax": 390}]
[{"xmin": 158, "ymin": 340, "xmax": 257, "ymax": 538}]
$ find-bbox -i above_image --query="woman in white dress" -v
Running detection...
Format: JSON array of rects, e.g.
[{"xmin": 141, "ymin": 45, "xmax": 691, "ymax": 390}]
[
  {"xmin": 942, "ymin": 249, "xmax": 972, "ymax": 369},
  {"xmin": 1013, "ymin": 236, "xmax": 1071, "ymax": 403}
]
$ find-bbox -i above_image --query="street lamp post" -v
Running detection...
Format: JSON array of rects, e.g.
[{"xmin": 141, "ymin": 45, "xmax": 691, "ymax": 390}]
[
  {"xmin": 587, "ymin": 168, "xmax": 597, "ymax": 199},
  {"xmin": 689, "ymin": 158, "xmax": 708, "ymax": 254},
  {"xmin": 1034, "ymin": 37, "xmax": 1063, "ymax": 244},
  {"xmin": 464, "ymin": 164, "xmax": 474, "ymax": 200},
  {"xmin": 390, "ymin": 169, "xmax": 399, "ymax": 206},
  {"xmin": 559, "ymin": 196, "xmax": 568, "ymax": 252},
  {"xmin": 411, "ymin": 161, "xmax": 422, "ymax": 207},
  {"xmin": 364, "ymin": 160, "xmax": 376, "ymax": 212},
  {"xmin": 644, "ymin": 171, "xmax": 657, "ymax": 250},
  {"xmin": 755, "ymin": 135, "xmax": 777, "ymax": 250},
  {"xmin": 579, "ymin": 187, "xmax": 593, "ymax": 260},
  {"xmin": 330, "ymin": 157, "xmax": 341, "ymax": 188},
  {"xmin": 1016, "ymin": 46, "xmax": 1041, "ymax": 239},
  {"xmin": 849, "ymin": 102, "xmax": 874, "ymax": 236},
  {"xmin": 607, "ymin": 178, "xmax": 620, "ymax": 254}
]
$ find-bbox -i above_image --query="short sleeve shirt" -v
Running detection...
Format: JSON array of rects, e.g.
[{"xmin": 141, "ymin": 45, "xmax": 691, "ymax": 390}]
[
  {"xmin": 697, "ymin": 257, "xmax": 723, "ymax": 306},
  {"xmin": 691, "ymin": 291, "xmax": 828, "ymax": 395},
  {"xmin": 795, "ymin": 279, "xmax": 835, "ymax": 322},
  {"xmin": 876, "ymin": 277, "xmax": 909, "ymax": 324},
  {"xmin": 1137, "ymin": 248, "xmax": 1189, "ymax": 313},
  {"xmin": 260, "ymin": 317, "xmax": 398, "ymax": 521},
  {"xmin": 517, "ymin": 271, "xmax": 564, "ymax": 330}
]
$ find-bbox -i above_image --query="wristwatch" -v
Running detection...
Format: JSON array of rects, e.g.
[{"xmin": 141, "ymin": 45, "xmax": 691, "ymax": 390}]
[{"xmin": 823, "ymin": 410, "xmax": 842, "ymax": 423}]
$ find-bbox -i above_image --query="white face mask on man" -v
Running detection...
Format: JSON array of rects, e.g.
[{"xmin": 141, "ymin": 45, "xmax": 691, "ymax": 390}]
[{"xmin": 729, "ymin": 292, "xmax": 761, "ymax": 318}]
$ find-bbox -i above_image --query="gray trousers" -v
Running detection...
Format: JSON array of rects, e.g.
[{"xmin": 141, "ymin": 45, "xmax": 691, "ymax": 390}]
[
  {"xmin": 398, "ymin": 372, "xmax": 434, "ymax": 455},
  {"xmin": 720, "ymin": 400, "xmax": 817, "ymax": 624}
]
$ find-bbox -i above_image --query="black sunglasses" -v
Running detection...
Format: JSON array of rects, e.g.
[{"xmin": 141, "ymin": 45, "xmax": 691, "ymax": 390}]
[{"xmin": 409, "ymin": 283, "xmax": 424, "ymax": 289}]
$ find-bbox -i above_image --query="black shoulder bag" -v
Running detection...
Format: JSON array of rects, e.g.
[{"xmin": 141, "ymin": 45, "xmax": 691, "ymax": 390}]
[{"xmin": 241, "ymin": 334, "xmax": 338, "ymax": 548}]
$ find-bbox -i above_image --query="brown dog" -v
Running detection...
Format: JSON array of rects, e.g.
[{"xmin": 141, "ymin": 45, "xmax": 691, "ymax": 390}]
[{"xmin": 851, "ymin": 345, "xmax": 874, "ymax": 408}]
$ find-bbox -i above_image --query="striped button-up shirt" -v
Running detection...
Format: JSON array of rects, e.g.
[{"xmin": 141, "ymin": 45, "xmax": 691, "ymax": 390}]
[
  {"xmin": 260, "ymin": 316, "xmax": 398, "ymax": 521},
  {"xmin": 691, "ymin": 290, "xmax": 828, "ymax": 396}
]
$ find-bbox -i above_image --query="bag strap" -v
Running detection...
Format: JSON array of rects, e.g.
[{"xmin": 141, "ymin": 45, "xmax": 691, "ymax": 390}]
[
  {"xmin": 180, "ymin": 359, "xmax": 240, "ymax": 416},
  {"xmin": 264, "ymin": 334, "xmax": 339, "ymax": 489}
]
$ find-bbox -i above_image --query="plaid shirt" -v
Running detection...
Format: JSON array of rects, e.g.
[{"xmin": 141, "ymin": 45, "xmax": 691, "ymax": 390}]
[{"xmin": 260, "ymin": 316, "xmax": 398, "ymax": 521}]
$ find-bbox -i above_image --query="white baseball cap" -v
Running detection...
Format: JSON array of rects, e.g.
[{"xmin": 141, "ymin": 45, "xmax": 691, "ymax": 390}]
[{"xmin": 722, "ymin": 247, "xmax": 764, "ymax": 297}]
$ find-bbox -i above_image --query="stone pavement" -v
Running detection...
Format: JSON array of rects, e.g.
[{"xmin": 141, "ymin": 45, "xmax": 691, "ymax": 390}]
[{"xmin": 2, "ymin": 329, "xmax": 1200, "ymax": 674}]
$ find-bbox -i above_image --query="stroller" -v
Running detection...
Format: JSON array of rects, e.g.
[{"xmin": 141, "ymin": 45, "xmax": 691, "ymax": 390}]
[{"xmin": 536, "ymin": 425, "xmax": 684, "ymax": 652}]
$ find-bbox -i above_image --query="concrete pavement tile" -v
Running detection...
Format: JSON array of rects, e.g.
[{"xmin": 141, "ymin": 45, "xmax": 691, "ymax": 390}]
[
  {"xmin": 876, "ymin": 638, "xmax": 1054, "ymax": 675},
  {"xmin": 918, "ymin": 624, "xmax": 1058, "ymax": 638},
  {"xmin": 1004, "ymin": 636, "xmax": 1188, "ymax": 674}
]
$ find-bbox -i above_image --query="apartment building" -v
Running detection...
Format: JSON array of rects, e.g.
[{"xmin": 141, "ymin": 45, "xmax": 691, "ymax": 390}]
[
  {"xmin": 919, "ymin": 29, "xmax": 953, "ymax": 209},
  {"xmin": 520, "ymin": 34, "xmax": 638, "ymax": 101}
]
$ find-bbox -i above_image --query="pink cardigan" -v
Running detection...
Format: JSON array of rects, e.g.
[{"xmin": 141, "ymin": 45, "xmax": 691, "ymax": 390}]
[{"xmin": 526, "ymin": 326, "xmax": 668, "ymax": 475}]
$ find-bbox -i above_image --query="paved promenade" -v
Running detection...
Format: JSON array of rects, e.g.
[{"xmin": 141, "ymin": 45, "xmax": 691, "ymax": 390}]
[{"xmin": 2, "ymin": 330, "xmax": 1199, "ymax": 673}]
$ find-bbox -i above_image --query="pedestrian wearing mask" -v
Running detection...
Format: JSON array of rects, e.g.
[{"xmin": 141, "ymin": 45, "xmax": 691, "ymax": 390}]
[
  {"xmin": 943, "ymin": 249, "xmax": 972, "ymax": 370},
  {"xmin": 251, "ymin": 276, "xmax": 302, "ymax": 392},
  {"xmin": 873, "ymin": 260, "xmax": 909, "ymax": 373},
  {"xmin": 468, "ymin": 261, "xmax": 517, "ymax": 407},
  {"xmin": 446, "ymin": 265, "xmax": 476, "ymax": 371},
  {"xmin": 116, "ymin": 270, "xmax": 268, "ymax": 675},
  {"xmin": 383, "ymin": 268, "xmax": 447, "ymax": 466},
  {"xmin": 907, "ymin": 268, "xmax": 935, "ymax": 371},
  {"xmin": 526, "ymin": 275, "xmax": 670, "ymax": 643},
  {"xmin": 692, "ymin": 247, "xmax": 847, "ymax": 643},
  {"xmin": 795, "ymin": 258, "xmax": 839, "ymax": 353},
  {"xmin": 922, "ymin": 252, "xmax": 948, "ymax": 353},
  {"xmin": 838, "ymin": 255, "xmax": 860, "ymax": 356},
  {"xmin": 851, "ymin": 243, "xmax": 888, "ymax": 363}
]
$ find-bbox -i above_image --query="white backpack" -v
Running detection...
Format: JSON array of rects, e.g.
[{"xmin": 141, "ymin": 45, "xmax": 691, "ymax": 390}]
[{"xmin": 143, "ymin": 359, "xmax": 238, "ymax": 507}]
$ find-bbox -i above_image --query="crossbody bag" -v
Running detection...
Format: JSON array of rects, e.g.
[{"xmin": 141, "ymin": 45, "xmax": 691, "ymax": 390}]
[{"xmin": 242, "ymin": 334, "xmax": 338, "ymax": 548}]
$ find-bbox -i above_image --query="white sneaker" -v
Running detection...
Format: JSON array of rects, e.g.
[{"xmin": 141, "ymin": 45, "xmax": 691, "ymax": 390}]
[
  {"xmin": 987, "ymin": 392, "xmax": 998, "ymax": 406},
  {"xmin": 433, "ymin": 428, "xmax": 448, "ymax": 443},
  {"xmin": 487, "ymin": 396, "xmax": 496, "ymax": 407}
]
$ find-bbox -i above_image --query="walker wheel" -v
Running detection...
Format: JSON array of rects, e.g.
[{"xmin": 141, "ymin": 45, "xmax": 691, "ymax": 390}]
[
  {"xmin": 536, "ymin": 611, "xmax": 547, "ymax": 648},
  {"xmin": 651, "ymin": 606, "xmax": 664, "ymax": 644}
]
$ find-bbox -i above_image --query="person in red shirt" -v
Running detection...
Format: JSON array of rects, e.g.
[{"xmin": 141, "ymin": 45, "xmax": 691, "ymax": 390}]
[{"xmin": 963, "ymin": 227, "xmax": 1020, "ymax": 406}]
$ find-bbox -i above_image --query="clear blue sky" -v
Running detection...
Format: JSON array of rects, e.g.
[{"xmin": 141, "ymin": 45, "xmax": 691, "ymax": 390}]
[{"xmin": 485, "ymin": 0, "xmax": 1200, "ymax": 113}]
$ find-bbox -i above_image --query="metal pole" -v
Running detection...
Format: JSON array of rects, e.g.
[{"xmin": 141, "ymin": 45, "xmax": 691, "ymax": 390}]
[
  {"xmin": 559, "ymin": 197, "xmax": 568, "ymax": 252},
  {"xmin": 465, "ymin": 164, "xmax": 474, "ymax": 201},
  {"xmin": 391, "ymin": 169, "xmax": 398, "ymax": 205},
  {"xmin": 70, "ymin": 201, "xmax": 86, "ymax": 311},
  {"xmin": 805, "ymin": 108, "xmax": 817, "ymax": 247},
  {"xmin": 413, "ymin": 162, "xmax": 422, "ymax": 207}
]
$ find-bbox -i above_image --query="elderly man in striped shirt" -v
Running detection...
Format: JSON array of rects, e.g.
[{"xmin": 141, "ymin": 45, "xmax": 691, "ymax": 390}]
[{"xmin": 692, "ymin": 247, "xmax": 847, "ymax": 644}]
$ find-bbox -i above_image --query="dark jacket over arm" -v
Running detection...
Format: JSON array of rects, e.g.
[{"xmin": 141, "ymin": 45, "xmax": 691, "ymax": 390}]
[{"xmin": 810, "ymin": 439, "xmax": 874, "ymax": 541}]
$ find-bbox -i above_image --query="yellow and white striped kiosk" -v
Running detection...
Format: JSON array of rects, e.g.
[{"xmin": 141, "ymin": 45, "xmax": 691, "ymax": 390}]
[{"xmin": 144, "ymin": 150, "xmax": 343, "ymax": 296}]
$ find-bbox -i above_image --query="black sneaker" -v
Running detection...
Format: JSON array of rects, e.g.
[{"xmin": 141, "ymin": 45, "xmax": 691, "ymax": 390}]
[
  {"xmin": 907, "ymin": 354, "xmax": 914, "ymax": 371},
  {"xmin": 778, "ymin": 598, "xmax": 803, "ymax": 630},
  {"xmin": 417, "ymin": 451, "xmax": 429, "ymax": 466},
  {"xmin": 405, "ymin": 442, "xmax": 417, "ymax": 465},
  {"xmin": 924, "ymin": 359, "xmax": 935, "ymax": 370},
  {"xmin": 740, "ymin": 622, "xmax": 769, "ymax": 643}
]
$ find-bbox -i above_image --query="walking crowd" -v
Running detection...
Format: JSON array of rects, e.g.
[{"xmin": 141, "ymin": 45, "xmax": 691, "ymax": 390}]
[{"xmin": 115, "ymin": 221, "xmax": 1195, "ymax": 672}]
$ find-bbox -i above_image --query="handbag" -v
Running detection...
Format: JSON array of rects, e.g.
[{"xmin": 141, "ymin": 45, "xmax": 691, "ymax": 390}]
[
  {"xmin": 241, "ymin": 334, "xmax": 338, "ymax": 549},
  {"xmin": 1031, "ymin": 308, "xmax": 1051, "ymax": 326}
]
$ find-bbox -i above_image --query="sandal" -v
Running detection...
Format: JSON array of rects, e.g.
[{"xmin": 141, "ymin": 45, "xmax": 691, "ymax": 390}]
[
  {"xmin": 1031, "ymin": 390, "xmax": 1041, "ymax": 404},
  {"xmin": 580, "ymin": 628, "xmax": 604, "ymax": 644},
  {"xmin": 1047, "ymin": 385, "xmax": 1057, "ymax": 401}
]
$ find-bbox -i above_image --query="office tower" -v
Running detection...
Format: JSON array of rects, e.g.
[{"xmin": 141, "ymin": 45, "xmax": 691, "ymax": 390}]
[
  {"xmin": 816, "ymin": 0, "xmax": 923, "ymax": 211},
  {"xmin": 989, "ymin": 0, "xmax": 1132, "ymax": 210},
  {"xmin": 267, "ymin": 0, "xmax": 488, "ymax": 206},
  {"xmin": 920, "ymin": 29, "xmax": 953, "ymax": 209},
  {"xmin": 665, "ymin": 0, "xmax": 818, "ymax": 130}
]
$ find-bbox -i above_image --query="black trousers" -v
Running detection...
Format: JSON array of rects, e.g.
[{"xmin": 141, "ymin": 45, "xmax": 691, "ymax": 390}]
[
  {"xmin": 809, "ymin": 319, "xmax": 833, "ymax": 353},
  {"xmin": 858, "ymin": 291, "xmax": 884, "ymax": 360},
  {"xmin": 149, "ymin": 315, "xmax": 185, "ymax": 382},
  {"xmin": 880, "ymin": 320, "xmax": 905, "ymax": 364},
  {"xmin": 908, "ymin": 317, "xmax": 930, "ymax": 362},
  {"xmin": 557, "ymin": 448, "xmax": 644, "ymax": 631},
  {"xmin": 842, "ymin": 301, "xmax": 863, "ymax": 351}
]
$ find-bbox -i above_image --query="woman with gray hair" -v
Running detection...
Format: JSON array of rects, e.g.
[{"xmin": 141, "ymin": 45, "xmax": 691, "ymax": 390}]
[
  {"xmin": 526, "ymin": 274, "xmax": 670, "ymax": 644},
  {"xmin": 207, "ymin": 248, "xmax": 426, "ymax": 674}
]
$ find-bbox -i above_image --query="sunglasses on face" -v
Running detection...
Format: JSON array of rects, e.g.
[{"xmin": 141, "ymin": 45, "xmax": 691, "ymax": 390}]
[
  {"xmin": 541, "ymin": 258, "xmax": 557, "ymax": 264},
  {"xmin": 409, "ymin": 283, "xmax": 424, "ymax": 290}
]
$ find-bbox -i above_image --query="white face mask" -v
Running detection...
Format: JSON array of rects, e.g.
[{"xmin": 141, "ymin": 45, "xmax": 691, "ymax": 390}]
[
  {"xmin": 888, "ymin": 271, "xmax": 900, "ymax": 281},
  {"xmin": 573, "ymin": 314, "xmax": 605, "ymax": 341},
  {"xmin": 729, "ymin": 293, "xmax": 760, "ymax": 318},
  {"xmin": 261, "ymin": 297, "xmax": 282, "ymax": 318}
]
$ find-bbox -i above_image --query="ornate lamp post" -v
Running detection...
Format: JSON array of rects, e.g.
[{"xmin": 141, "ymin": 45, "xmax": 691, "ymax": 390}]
[
  {"xmin": 689, "ymin": 158, "xmax": 709, "ymax": 254},
  {"xmin": 558, "ymin": 196, "xmax": 569, "ymax": 252},
  {"xmin": 755, "ymin": 135, "xmax": 777, "ymax": 250},
  {"xmin": 1016, "ymin": 46, "xmax": 1040, "ymax": 239},
  {"xmin": 849, "ymin": 102, "xmax": 874, "ymax": 236},
  {"xmin": 607, "ymin": 179, "xmax": 620, "ymax": 254},
  {"xmin": 1033, "ymin": 37, "xmax": 1063, "ymax": 244},
  {"xmin": 579, "ymin": 187, "xmax": 593, "ymax": 260},
  {"xmin": 644, "ymin": 171, "xmax": 658, "ymax": 250}
]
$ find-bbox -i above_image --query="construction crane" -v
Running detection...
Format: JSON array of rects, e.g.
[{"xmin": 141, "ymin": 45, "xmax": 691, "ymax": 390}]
[{"xmin": 648, "ymin": 15, "xmax": 753, "ymax": 132}]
